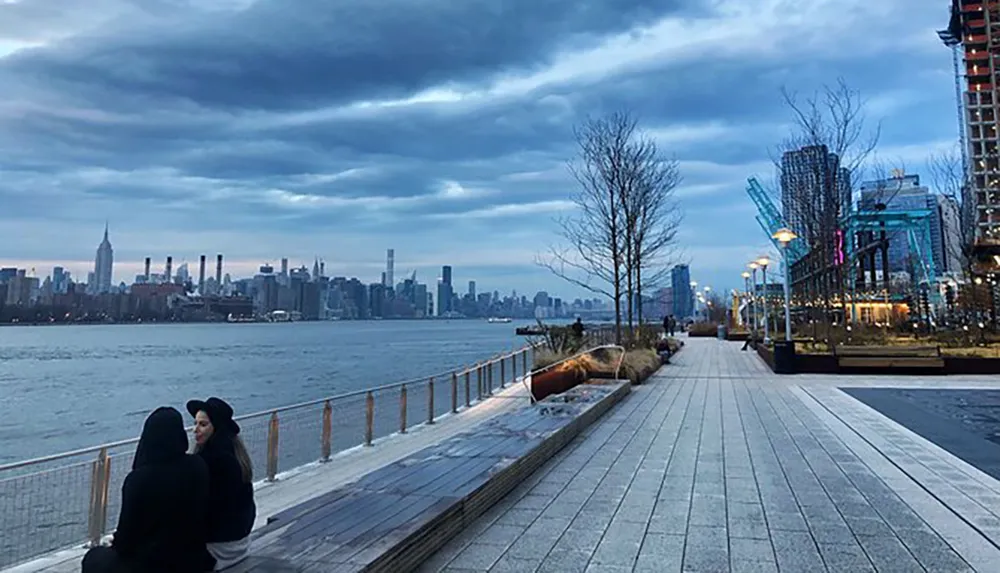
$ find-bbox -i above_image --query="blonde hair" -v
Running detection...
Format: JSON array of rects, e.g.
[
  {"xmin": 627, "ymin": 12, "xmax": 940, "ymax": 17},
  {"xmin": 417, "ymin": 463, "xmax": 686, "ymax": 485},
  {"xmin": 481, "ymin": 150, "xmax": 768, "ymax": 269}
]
[
  {"xmin": 195, "ymin": 434, "xmax": 254, "ymax": 484},
  {"xmin": 232, "ymin": 435, "xmax": 253, "ymax": 483}
]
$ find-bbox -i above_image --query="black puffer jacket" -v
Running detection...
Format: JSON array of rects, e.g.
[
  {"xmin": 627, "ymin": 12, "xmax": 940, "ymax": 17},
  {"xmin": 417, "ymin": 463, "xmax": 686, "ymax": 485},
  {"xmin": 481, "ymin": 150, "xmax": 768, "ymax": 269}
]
[
  {"xmin": 196, "ymin": 434, "xmax": 256, "ymax": 542},
  {"xmin": 111, "ymin": 407, "xmax": 215, "ymax": 572}
]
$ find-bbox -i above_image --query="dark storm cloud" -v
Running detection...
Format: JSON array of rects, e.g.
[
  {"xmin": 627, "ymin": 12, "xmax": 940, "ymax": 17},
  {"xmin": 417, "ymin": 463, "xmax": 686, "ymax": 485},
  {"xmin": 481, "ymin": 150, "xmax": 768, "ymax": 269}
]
[
  {"xmin": 0, "ymin": 0, "xmax": 963, "ymax": 295},
  {"xmin": 4, "ymin": 0, "xmax": 701, "ymax": 112}
]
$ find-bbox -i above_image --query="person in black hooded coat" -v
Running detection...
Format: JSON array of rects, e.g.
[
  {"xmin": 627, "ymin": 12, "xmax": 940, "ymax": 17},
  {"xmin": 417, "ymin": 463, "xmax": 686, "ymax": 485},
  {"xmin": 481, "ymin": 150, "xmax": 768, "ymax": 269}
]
[
  {"xmin": 82, "ymin": 407, "xmax": 215, "ymax": 573},
  {"xmin": 188, "ymin": 397, "xmax": 256, "ymax": 570}
]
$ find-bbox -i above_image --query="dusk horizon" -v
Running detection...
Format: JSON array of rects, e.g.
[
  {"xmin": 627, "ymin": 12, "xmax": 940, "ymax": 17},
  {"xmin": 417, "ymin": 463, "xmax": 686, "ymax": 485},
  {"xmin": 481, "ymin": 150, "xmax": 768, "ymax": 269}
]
[{"xmin": 1, "ymin": 0, "xmax": 961, "ymax": 297}]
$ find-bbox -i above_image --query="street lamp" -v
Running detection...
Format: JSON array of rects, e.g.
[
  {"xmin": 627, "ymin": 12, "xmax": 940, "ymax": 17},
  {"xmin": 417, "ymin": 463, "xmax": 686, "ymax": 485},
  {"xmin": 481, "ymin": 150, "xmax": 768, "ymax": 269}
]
[
  {"xmin": 748, "ymin": 262, "xmax": 759, "ymax": 339},
  {"xmin": 690, "ymin": 281, "xmax": 698, "ymax": 320},
  {"xmin": 772, "ymin": 227, "xmax": 798, "ymax": 342},
  {"xmin": 741, "ymin": 271, "xmax": 751, "ymax": 327},
  {"xmin": 757, "ymin": 256, "xmax": 771, "ymax": 344},
  {"xmin": 703, "ymin": 286, "xmax": 711, "ymax": 321}
]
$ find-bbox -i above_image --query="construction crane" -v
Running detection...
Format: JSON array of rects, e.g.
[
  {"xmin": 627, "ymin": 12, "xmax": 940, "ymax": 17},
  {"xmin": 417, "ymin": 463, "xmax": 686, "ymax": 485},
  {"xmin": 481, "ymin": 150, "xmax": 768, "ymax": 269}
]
[
  {"xmin": 744, "ymin": 177, "xmax": 808, "ymax": 262},
  {"xmin": 937, "ymin": 26, "xmax": 971, "ymax": 183}
]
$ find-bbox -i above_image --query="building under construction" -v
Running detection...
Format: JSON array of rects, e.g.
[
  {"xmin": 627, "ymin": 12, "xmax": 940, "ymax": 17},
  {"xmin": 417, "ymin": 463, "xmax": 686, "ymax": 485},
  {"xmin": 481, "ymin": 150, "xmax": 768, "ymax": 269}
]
[{"xmin": 944, "ymin": 0, "xmax": 1000, "ymax": 273}]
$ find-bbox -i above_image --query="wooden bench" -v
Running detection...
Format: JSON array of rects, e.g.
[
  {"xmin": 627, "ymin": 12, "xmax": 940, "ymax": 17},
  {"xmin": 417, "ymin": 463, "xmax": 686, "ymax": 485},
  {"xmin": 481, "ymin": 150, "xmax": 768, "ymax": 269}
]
[
  {"xmin": 228, "ymin": 381, "xmax": 630, "ymax": 573},
  {"xmin": 833, "ymin": 345, "xmax": 944, "ymax": 370}
]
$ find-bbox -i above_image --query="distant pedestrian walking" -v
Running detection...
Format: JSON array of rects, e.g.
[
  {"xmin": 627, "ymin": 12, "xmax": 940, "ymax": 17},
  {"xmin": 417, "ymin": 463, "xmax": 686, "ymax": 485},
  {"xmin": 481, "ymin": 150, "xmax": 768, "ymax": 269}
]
[{"xmin": 669, "ymin": 316, "xmax": 677, "ymax": 337}]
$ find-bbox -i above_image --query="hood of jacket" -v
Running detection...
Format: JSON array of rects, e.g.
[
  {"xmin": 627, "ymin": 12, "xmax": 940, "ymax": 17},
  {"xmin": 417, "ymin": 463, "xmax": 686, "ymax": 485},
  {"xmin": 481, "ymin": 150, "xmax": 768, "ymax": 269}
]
[{"xmin": 133, "ymin": 407, "xmax": 189, "ymax": 470}]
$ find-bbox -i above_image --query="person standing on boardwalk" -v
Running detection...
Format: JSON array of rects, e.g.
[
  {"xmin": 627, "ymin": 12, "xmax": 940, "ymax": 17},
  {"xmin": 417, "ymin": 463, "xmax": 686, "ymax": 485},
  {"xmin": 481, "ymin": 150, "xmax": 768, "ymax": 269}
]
[
  {"xmin": 571, "ymin": 317, "xmax": 585, "ymax": 344},
  {"xmin": 188, "ymin": 397, "xmax": 256, "ymax": 571},
  {"xmin": 82, "ymin": 407, "xmax": 215, "ymax": 573}
]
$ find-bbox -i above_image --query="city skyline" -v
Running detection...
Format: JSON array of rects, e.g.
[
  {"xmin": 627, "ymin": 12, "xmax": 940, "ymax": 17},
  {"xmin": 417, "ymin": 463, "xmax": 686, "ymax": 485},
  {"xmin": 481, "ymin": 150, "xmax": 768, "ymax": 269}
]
[
  {"xmin": 3, "ymin": 225, "xmax": 600, "ymax": 304},
  {"xmin": 0, "ymin": 1, "xmax": 961, "ymax": 295}
]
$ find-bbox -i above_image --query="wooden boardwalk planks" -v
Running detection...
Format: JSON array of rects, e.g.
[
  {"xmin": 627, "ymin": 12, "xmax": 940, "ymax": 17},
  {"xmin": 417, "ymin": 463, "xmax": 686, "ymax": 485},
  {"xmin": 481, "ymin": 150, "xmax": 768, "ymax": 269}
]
[{"xmin": 228, "ymin": 381, "xmax": 630, "ymax": 573}]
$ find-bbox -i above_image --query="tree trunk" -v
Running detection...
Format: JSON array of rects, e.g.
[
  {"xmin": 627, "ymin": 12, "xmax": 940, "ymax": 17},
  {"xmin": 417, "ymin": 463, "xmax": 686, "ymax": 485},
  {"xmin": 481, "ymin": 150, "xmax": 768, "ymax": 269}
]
[
  {"xmin": 625, "ymin": 238, "xmax": 634, "ymax": 341},
  {"xmin": 636, "ymin": 262, "xmax": 644, "ymax": 328}
]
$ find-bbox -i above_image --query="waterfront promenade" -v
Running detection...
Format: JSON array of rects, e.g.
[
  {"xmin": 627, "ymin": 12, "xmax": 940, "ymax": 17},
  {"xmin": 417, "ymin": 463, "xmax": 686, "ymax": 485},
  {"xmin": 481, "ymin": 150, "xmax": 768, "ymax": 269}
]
[
  {"xmin": 9, "ymin": 336, "xmax": 1000, "ymax": 572},
  {"xmin": 421, "ymin": 338, "xmax": 1000, "ymax": 572}
]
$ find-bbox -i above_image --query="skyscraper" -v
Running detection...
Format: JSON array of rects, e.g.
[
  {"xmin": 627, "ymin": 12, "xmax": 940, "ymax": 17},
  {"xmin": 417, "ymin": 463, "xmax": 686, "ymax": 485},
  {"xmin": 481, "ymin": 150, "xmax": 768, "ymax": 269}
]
[
  {"xmin": 92, "ymin": 223, "xmax": 114, "ymax": 294},
  {"xmin": 437, "ymin": 265, "xmax": 453, "ymax": 316},
  {"xmin": 859, "ymin": 174, "xmax": 942, "ymax": 274},
  {"xmin": 670, "ymin": 264, "xmax": 692, "ymax": 319},
  {"xmin": 780, "ymin": 145, "xmax": 851, "ymax": 247},
  {"xmin": 385, "ymin": 249, "xmax": 395, "ymax": 288},
  {"xmin": 468, "ymin": 280, "xmax": 476, "ymax": 298},
  {"xmin": 937, "ymin": 194, "xmax": 964, "ymax": 275},
  {"xmin": 943, "ymin": 3, "xmax": 1000, "ymax": 269}
]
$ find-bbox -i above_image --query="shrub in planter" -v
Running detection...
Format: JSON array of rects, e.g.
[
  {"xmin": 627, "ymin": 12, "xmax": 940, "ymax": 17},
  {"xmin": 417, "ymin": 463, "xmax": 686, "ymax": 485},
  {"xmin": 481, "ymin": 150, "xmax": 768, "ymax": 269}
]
[{"xmin": 687, "ymin": 322, "xmax": 719, "ymax": 337}]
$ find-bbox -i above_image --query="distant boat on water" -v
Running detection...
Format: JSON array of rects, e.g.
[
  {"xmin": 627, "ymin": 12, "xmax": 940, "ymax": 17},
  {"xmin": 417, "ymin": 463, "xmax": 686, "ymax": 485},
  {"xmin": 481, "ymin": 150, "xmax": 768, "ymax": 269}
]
[{"xmin": 487, "ymin": 317, "xmax": 512, "ymax": 323}]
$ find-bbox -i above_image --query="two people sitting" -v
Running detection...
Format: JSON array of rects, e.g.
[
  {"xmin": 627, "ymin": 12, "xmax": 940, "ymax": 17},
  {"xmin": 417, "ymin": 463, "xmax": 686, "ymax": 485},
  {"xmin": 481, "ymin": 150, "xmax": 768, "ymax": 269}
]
[{"xmin": 82, "ymin": 398, "xmax": 256, "ymax": 573}]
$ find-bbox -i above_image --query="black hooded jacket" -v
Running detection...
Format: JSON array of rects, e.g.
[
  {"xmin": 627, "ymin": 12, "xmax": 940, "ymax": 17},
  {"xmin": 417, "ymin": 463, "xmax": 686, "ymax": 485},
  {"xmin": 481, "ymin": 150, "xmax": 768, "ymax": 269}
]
[
  {"xmin": 196, "ymin": 432, "xmax": 256, "ymax": 542},
  {"xmin": 111, "ymin": 407, "xmax": 215, "ymax": 572}
]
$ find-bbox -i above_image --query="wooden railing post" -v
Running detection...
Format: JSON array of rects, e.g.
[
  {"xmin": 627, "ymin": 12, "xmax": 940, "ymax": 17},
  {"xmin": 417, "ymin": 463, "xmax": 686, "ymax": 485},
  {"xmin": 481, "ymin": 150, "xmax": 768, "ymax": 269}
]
[
  {"xmin": 500, "ymin": 356, "xmax": 506, "ymax": 388},
  {"xmin": 266, "ymin": 412, "xmax": 279, "ymax": 481},
  {"xmin": 487, "ymin": 360, "xmax": 493, "ymax": 395},
  {"xmin": 365, "ymin": 391, "xmax": 374, "ymax": 446},
  {"xmin": 477, "ymin": 364, "xmax": 483, "ymax": 401},
  {"xmin": 522, "ymin": 348, "xmax": 528, "ymax": 374},
  {"xmin": 87, "ymin": 447, "xmax": 111, "ymax": 545},
  {"xmin": 451, "ymin": 372, "xmax": 458, "ymax": 414},
  {"xmin": 321, "ymin": 400, "xmax": 332, "ymax": 462},
  {"xmin": 464, "ymin": 370, "xmax": 471, "ymax": 407},
  {"xmin": 427, "ymin": 377, "xmax": 435, "ymax": 424},
  {"xmin": 511, "ymin": 354, "xmax": 517, "ymax": 384},
  {"xmin": 400, "ymin": 384, "xmax": 408, "ymax": 434}
]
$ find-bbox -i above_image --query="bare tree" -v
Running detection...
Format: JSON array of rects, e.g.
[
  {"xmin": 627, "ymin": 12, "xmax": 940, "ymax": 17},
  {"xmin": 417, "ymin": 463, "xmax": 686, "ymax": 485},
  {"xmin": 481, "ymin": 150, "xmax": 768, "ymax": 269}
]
[
  {"xmin": 539, "ymin": 111, "xmax": 681, "ymax": 344},
  {"xmin": 771, "ymin": 78, "xmax": 887, "ymax": 326},
  {"xmin": 626, "ymin": 148, "xmax": 682, "ymax": 327},
  {"xmin": 928, "ymin": 145, "xmax": 975, "ymax": 274},
  {"xmin": 927, "ymin": 144, "xmax": 983, "ymax": 322}
]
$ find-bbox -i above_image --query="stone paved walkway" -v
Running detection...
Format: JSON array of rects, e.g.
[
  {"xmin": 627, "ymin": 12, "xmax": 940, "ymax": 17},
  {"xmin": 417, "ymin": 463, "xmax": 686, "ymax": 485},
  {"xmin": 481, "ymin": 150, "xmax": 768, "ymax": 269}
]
[{"xmin": 420, "ymin": 337, "xmax": 1000, "ymax": 572}]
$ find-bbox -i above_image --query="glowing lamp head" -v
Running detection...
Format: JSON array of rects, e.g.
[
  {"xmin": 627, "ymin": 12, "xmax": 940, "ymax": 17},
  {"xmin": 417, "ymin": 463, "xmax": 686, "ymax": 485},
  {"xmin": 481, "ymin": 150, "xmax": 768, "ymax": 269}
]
[
  {"xmin": 756, "ymin": 256, "xmax": 770, "ymax": 268},
  {"xmin": 741, "ymin": 271, "xmax": 750, "ymax": 279},
  {"xmin": 772, "ymin": 227, "xmax": 797, "ymax": 246}
]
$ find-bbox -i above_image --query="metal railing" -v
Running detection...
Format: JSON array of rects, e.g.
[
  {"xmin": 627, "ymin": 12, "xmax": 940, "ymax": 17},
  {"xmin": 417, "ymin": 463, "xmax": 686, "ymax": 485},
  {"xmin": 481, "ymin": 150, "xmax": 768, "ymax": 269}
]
[{"xmin": 0, "ymin": 344, "xmax": 537, "ymax": 570}]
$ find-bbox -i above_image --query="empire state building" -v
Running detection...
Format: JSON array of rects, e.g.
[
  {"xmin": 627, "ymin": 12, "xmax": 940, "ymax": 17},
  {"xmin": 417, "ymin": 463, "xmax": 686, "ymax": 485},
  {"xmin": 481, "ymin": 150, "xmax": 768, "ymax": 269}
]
[{"xmin": 93, "ymin": 223, "xmax": 114, "ymax": 294}]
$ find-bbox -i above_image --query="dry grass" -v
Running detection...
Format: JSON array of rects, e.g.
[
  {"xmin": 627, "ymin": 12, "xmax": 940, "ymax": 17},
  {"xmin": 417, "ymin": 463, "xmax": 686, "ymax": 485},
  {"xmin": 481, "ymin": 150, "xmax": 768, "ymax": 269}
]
[{"xmin": 533, "ymin": 347, "xmax": 663, "ymax": 384}]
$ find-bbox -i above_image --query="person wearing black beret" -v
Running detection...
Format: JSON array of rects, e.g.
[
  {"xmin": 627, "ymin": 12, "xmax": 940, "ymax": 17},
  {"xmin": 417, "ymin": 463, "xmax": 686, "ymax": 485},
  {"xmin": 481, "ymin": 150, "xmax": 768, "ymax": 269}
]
[
  {"xmin": 82, "ymin": 407, "xmax": 215, "ymax": 573},
  {"xmin": 187, "ymin": 397, "xmax": 256, "ymax": 570}
]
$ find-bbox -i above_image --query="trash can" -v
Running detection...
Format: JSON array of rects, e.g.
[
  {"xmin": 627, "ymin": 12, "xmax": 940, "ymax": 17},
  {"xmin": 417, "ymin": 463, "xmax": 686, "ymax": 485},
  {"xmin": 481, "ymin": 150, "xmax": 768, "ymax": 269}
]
[
  {"xmin": 773, "ymin": 340, "xmax": 796, "ymax": 374},
  {"xmin": 717, "ymin": 324, "xmax": 727, "ymax": 340}
]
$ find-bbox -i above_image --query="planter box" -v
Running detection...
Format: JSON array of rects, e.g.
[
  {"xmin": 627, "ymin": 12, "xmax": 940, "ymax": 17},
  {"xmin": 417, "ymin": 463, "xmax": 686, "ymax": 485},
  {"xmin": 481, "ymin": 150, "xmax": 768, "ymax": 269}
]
[
  {"xmin": 531, "ymin": 368, "xmax": 585, "ymax": 401},
  {"xmin": 944, "ymin": 356, "xmax": 1000, "ymax": 375}
]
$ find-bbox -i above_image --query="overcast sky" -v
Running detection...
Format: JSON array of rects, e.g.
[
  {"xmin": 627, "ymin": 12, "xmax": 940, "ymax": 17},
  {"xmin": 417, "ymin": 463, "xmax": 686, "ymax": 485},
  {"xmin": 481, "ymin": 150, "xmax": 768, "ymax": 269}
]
[{"xmin": 0, "ymin": 0, "xmax": 959, "ymax": 299}]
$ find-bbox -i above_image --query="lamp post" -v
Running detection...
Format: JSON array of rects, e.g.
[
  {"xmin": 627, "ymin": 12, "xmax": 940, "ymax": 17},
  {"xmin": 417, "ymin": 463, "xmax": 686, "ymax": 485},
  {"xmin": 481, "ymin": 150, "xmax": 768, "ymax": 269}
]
[
  {"xmin": 741, "ymin": 271, "xmax": 751, "ymax": 327},
  {"xmin": 690, "ymin": 280, "xmax": 698, "ymax": 321},
  {"xmin": 703, "ymin": 286, "xmax": 711, "ymax": 321},
  {"xmin": 772, "ymin": 228, "xmax": 798, "ymax": 342},
  {"xmin": 748, "ymin": 262, "xmax": 759, "ymax": 339},
  {"xmin": 757, "ymin": 256, "xmax": 771, "ymax": 344}
]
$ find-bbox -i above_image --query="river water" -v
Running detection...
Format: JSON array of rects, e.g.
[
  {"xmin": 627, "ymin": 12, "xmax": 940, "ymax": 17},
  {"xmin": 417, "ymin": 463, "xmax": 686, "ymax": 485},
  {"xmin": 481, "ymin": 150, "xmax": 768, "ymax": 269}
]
[{"xmin": 0, "ymin": 320, "xmax": 527, "ymax": 465}]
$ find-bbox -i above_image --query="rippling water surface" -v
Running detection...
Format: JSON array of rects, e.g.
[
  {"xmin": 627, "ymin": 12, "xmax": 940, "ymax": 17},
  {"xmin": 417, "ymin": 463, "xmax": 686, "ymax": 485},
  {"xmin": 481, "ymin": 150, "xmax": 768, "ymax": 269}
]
[{"xmin": 0, "ymin": 320, "xmax": 524, "ymax": 463}]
